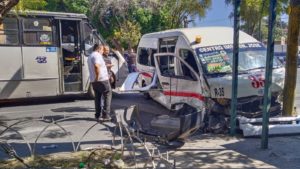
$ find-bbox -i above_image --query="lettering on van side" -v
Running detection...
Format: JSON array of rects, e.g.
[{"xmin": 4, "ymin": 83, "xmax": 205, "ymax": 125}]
[
  {"xmin": 36, "ymin": 56, "xmax": 47, "ymax": 64},
  {"xmin": 214, "ymin": 87, "xmax": 225, "ymax": 97},
  {"xmin": 198, "ymin": 42, "xmax": 264, "ymax": 53}
]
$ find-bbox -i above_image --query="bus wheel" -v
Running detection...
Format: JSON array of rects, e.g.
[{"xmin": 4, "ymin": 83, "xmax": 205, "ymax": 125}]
[{"xmin": 88, "ymin": 85, "xmax": 95, "ymax": 99}]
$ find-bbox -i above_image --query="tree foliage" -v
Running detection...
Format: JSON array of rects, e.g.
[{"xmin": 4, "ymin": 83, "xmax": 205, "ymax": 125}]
[
  {"xmin": 114, "ymin": 20, "xmax": 141, "ymax": 49},
  {"xmin": 0, "ymin": 0, "xmax": 19, "ymax": 24},
  {"xmin": 14, "ymin": 0, "xmax": 47, "ymax": 11},
  {"xmin": 225, "ymin": 0, "xmax": 288, "ymax": 40},
  {"xmin": 2, "ymin": 0, "xmax": 211, "ymax": 50},
  {"xmin": 90, "ymin": 0, "xmax": 211, "ymax": 50},
  {"xmin": 45, "ymin": 0, "xmax": 89, "ymax": 14}
]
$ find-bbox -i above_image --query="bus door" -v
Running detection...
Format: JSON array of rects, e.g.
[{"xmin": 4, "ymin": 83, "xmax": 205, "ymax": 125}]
[
  {"xmin": 82, "ymin": 22, "xmax": 104, "ymax": 92},
  {"xmin": 59, "ymin": 19, "xmax": 83, "ymax": 93}
]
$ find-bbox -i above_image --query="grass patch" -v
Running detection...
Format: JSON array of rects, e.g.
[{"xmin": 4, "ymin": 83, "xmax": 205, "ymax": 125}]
[{"xmin": 0, "ymin": 149, "xmax": 124, "ymax": 169}]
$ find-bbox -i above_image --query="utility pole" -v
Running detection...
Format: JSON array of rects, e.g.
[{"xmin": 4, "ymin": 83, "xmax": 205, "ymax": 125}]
[
  {"xmin": 230, "ymin": 0, "xmax": 240, "ymax": 136},
  {"xmin": 283, "ymin": 0, "xmax": 300, "ymax": 116},
  {"xmin": 261, "ymin": 0, "xmax": 277, "ymax": 149},
  {"xmin": 183, "ymin": 16, "xmax": 193, "ymax": 28}
]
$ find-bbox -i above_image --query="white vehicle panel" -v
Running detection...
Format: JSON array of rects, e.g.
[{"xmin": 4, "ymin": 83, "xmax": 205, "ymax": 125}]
[
  {"xmin": 0, "ymin": 47, "xmax": 22, "ymax": 80},
  {"xmin": 153, "ymin": 53, "xmax": 204, "ymax": 109},
  {"xmin": 207, "ymin": 68, "xmax": 285, "ymax": 98},
  {"xmin": 119, "ymin": 72, "xmax": 157, "ymax": 92},
  {"xmin": 0, "ymin": 79, "xmax": 59, "ymax": 99},
  {"xmin": 22, "ymin": 47, "xmax": 59, "ymax": 79},
  {"xmin": 138, "ymin": 37, "xmax": 158, "ymax": 48}
]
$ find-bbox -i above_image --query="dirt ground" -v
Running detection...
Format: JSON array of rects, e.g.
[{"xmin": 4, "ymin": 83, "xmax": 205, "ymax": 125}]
[{"xmin": 165, "ymin": 134, "xmax": 300, "ymax": 169}]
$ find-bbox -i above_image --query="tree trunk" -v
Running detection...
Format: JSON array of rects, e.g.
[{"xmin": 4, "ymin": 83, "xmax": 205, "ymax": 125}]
[
  {"xmin": 0, "ymin": 0, "xmax": 19, "ymax": 24},
  {"xmin": 282, "ymin": 0, "xmax": 300, "ymax": 116}
]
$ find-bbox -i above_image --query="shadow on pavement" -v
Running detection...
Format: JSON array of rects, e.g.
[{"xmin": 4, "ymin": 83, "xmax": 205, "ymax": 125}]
[
  {"xmin": 0, "ymin": 95, "xmax": 90, "ymax": 108},
  {"xmin": 51, "ymin": 106, "xmax": 95, "ymax": 113},
  {"xmin": 222, "ymin": 136, "xmax": 300, "ymax": 169},
  {"xmin": 0, "ymin": 140, "xmax": 113, "ymax": 159},
  {"xmin": 170, "ymin": 134, "xmax": 300, "ymax": 169}
]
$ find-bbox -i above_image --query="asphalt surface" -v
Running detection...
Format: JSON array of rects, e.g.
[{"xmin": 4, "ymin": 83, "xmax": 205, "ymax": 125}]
[
  {"xmin": 0, "ymin": 68, "xmax": 299, "ymax": 168},
  {"xmin": 0, "ymin": 93, "xmax": 169, "ymax": 158}
]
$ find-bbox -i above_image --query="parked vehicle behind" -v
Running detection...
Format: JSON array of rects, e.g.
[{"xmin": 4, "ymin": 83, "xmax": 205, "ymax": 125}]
[{"xmin": 0, "ymin": 11, "xmax": 128, "ymax": 101}]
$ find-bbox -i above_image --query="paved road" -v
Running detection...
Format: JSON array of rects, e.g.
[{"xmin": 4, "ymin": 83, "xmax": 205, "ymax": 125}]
[{"xmin": 0, "ymin": 93, "xmax": 169, "ymax": 158}]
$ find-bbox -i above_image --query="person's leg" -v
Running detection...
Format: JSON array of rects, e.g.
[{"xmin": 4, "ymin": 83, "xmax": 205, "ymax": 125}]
[
  {"xmin": 131, "ymin": 64, "xmax": 137, "ymax": 72},
  {"xmin": 92, "ymin": 82, "xmax": 102, "ymax": 119},
  {"xmin": 128, "ymin": 65, "xmax": 132, "ymax": 73},
  {"xmin": 101, "ymin": 81, "xmax": 112, "ymax": 119}
]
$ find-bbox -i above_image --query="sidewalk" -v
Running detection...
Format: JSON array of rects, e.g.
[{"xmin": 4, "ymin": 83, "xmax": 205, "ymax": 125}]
[
  {"xmin": 1, "ymin": 116, "xmax": 300, "ymax": 168},
  {"xmin": 170, "ymin": 134, "xmax": 300, "ymax": 169}
]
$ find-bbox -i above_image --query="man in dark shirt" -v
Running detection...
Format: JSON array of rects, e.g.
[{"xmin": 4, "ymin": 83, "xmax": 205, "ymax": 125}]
[
  {"xmin": 128, "ymin": 48, "xmax": 137, "ymax": 72},
  {"xmin": 103, "ymin": 45, "xmax": 116, "ymax": 88}
]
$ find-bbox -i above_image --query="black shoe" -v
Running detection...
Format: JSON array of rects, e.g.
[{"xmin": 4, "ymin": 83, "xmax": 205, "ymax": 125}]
[{"xmin": 95, "ymin": 114, "xmax": 100, "ymax": 121}]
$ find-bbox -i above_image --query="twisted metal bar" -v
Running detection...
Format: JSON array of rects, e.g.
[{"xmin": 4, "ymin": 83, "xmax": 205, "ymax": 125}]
[{"xmin": 0, "ymin": 124, "xmax": 33, "ymax": 156}]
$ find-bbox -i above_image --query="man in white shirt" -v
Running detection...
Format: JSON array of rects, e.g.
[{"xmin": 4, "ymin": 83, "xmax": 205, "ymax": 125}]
[{"xmin": 88, "ymin": 44, "xmax": 112, "ymax": 121}]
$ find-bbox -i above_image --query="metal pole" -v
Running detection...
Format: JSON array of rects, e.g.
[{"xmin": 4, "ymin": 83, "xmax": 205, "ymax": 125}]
[
  {"xmin": 261, "ymin": 0, "xmax": 277, "ymax": 149},
  {"xmin": 230, "ymin": 0, "xmax": 241, "ymax": 136}
]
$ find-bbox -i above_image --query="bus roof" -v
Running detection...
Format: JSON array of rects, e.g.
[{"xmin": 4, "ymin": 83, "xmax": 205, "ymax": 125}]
[
  {"xmin": 142, "ymin": 27, "xmax": 259, "ymax": 48},
  {"xmin": 8, "ymin": 10, "xmax": 87, "ymax": 19}
]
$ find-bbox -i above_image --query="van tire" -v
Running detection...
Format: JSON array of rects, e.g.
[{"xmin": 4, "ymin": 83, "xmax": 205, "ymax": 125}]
[{"xmin": 88, "ymin": 85, "xmax": 95, "ymax": 99}]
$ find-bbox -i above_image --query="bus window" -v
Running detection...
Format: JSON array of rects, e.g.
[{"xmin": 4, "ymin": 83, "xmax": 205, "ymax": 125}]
[
  {"xmin": 138, "ymin": 47, "xmax": 149, "ymax": 65},
  {"xmin": 159, "ymin": 38, "xmax": 177, "ymax": 53},
  {"xmin": 83, "ymin": 23, "xmax": 93, "ymax": 55},
  {"xmin": 23, "ymin": 18, "xmax": 54, "ymax": 45},
  {"xmin": 150, "ymin": 49, "xmax": 157, "ymax": 66},
  {"xmin": 137, "ymin": 47, "xmax": 157, "ymax": 66},
  {"xmin": 83, "ymin": 23, "xmax": 102, "ymax": 55},
  {"xmin": 0, "ymin": 18, "xmax": 19, "ymax": 45}
]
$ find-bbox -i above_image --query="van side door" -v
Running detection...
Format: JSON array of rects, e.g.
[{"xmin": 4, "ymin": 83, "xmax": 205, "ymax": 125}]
[{"xmin": 154, "ymin": 53, "xmax": 205, "ymax": 109}]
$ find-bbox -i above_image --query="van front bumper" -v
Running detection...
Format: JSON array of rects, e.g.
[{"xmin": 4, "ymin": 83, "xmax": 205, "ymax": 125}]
[{"xmin": 210, "ymin": 94, "xmax": 282, "ymax": 118}]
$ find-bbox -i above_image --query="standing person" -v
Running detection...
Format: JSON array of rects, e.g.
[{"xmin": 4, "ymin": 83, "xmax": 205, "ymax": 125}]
[
  {"xmin": 88, "ymin": 44, "xmax": 112, "ymax": 121},
  {"xmin": 123, "ymin": 50, "xmax": 131, "ymax": 72},
  {"xmin": 128, "ymin": 48, "xmax": 137, "ymax": 72},
  {"xmin": 103, "ymin": 45, "xmax": 116, "ymax": 88}
]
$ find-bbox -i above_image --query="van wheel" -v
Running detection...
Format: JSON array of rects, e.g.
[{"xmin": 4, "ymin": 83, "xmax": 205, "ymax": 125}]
[{"xmin": 88, "ymin": 85, "xmax": 95, "ymax": 99}]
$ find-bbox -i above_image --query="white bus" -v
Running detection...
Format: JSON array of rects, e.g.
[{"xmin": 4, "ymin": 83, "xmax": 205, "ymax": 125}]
[{"xmin": 0, "ymin": 11, "xmax": 128, "ymax": 100}]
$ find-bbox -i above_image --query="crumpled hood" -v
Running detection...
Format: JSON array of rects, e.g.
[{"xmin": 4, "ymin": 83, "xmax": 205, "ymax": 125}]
[{"xmin": 206, "ymin": 68, "xmax": 285, "ymax": 98}]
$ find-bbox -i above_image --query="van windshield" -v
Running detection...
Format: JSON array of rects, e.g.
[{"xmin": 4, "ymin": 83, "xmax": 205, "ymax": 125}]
[{"xmin": 196, "ymin": 43, "xmax": 282, "ymax": 74}]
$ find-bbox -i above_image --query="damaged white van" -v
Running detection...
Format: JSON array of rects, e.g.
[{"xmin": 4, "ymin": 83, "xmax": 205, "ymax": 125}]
[{"xmin": 121, "ymin": 27, "xmax": 285, "ymax": 124}]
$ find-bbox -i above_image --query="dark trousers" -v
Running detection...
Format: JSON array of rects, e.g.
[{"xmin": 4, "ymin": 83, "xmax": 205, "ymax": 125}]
[{"xmin": 92, "ymin": 80, "xmax": 112, "ymax": 118}]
